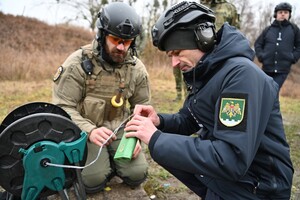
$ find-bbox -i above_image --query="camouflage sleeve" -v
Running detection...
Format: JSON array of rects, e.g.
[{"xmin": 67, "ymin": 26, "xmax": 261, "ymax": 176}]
[
  {"xmin": 228, "ymin": 3, "xmax": 240, "ymax": 29},
  {"xmin": 212, "ymin": 2, "xmax": 240, "ymax": 30},
  {"xmin": 232, "ymin": 9, "xmax": 240, "ymax": 29},
  {"xmin": 52, "ymin": 50, "xmax": 97, "ymax": 134},
  {"xmin": 127, "ymin": 58, "xmax": 151, "ymax": 113}
]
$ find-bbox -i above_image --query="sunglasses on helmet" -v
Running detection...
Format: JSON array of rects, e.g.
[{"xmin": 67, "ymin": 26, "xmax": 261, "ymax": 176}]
[{"xmin": 106, "ymin": 34, "xmax": 134, "ymax": 47}]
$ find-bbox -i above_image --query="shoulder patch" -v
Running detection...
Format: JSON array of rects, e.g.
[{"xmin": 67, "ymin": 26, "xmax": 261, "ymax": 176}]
[
  {"xmin": 53, "ymin": 66, "xmax": 64, "ymax": 82},
  {"xmin": 218, "ymin": 93, "xmax": 248, "ymax": 131}
]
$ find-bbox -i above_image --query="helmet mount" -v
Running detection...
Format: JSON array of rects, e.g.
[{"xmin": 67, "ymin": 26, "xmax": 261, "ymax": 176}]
[
  {"xmin": 96, "ymin": 2, "xmax": 142, "ymax": 40},
  {"xmin": 152, "ymin": 1, "xmax": 216, "ymax": 52}
]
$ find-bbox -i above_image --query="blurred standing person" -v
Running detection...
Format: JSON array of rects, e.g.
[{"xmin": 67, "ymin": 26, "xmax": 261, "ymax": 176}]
[
  {"xmin": 52, "ymin": 2, "xmax": 150, "ymax": 194},
  {"xmin": 255, "ymin": 2, "xmax": 300, "ymax": 91},
  {"xmin": 125, "ymin": 1, "xmax": 293, "ymax": 199}
]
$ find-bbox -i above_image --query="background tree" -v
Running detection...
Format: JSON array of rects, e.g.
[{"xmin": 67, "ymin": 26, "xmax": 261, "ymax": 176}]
[
  {"xmin": 51, "ymin": 0, "xmax": 109, "ymax": 30},
  {"xmin": 229, "ymin": 0, "xmax": 256, "ymax": 46},
  {"xmin": 46, "ymin": 0, "xmax": 300, "ymax": 50}
]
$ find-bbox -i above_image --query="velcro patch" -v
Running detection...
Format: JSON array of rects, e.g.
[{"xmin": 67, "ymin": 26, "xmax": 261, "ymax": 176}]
[
  {"xmin": 217, "ymin": 93, "xmax": 247, "ymax": 131},
  {"xmin": 53, "ymin": 66, "xmax": 63, "ymax": 82}
]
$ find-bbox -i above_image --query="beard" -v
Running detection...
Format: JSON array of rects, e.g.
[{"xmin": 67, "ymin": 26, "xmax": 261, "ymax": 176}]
[{"xmin": 109, "ymin": 48, "xmax": 127, "ymax": 63}]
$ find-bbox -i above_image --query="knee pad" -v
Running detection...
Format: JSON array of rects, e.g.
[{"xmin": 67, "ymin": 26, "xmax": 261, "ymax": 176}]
[
  {"xmin": 118, "ymin": 163, "xmax": 148, "ymax": 181},
  {"xmin": 82, "ymin": 167, "xmax": 112, "ymax": 188}
]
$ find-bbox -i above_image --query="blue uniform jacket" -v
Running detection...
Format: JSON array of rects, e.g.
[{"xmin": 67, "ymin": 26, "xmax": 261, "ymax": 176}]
[
  {"xmin": 254, "ymin": 19, "xmax": 300, "ymax": 73},
  {"xmin": 149, "ymin": 24, "xmax": 293, "ymax": 199}
]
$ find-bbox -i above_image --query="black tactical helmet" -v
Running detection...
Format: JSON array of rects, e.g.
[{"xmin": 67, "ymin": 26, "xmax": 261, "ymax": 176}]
[
  {"xmin": 96, "ymin": 2, "xmax": 142, "ymax": 39},
  {"xmin": 274, "ymin": 2, "xmax": 292, "ymax": 18},
  {"xmin": 151, "ymin": 1, "xmax": 215, "ymax": 51}
]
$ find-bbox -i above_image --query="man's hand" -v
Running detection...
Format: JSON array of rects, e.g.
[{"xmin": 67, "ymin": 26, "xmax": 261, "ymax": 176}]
[
  {"xmin": 132, "ymin": 140, "xmax": 142, "ymax": 159},
  {"xmin": 133, "ymin": 104, "xmax": 160, "ymax": 126},
  {"xmin": 125, "ymin": 115, "xmax": 157, "ymax": 145},
  {"xmin": 89, "ymin": 127, "xmax": 117, "ymax": 147}
]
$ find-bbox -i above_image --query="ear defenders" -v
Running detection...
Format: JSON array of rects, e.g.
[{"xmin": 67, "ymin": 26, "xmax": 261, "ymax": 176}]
[{"xmin": 194, "ymin": 22, "xmax": 216, "ymax": 52}]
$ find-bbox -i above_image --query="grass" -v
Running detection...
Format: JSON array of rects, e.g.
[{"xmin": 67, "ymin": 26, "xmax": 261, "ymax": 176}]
[
  {"xmin": 282, "ymin": 96, "xmax": 300, "ymax": 199},
  {"xmin": 0, "ymin": 81, "xmax": 52, "ymax": 122},
  {"xmin": 0, "ymin": 71, "xmax": 300, "ymax": 199}
]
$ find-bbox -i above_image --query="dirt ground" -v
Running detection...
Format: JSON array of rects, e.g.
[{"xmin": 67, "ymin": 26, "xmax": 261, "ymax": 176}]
[
  {"xmin": 45, "ymin": 175, "xmax": 201, "ymax": 200},
  {"xmin": 0, "ymin": 175, "xmax": 200, "ymax": 200},
  {"xmin": 0, "ymin": 153, "xmax": 201, "ymax": 200}
]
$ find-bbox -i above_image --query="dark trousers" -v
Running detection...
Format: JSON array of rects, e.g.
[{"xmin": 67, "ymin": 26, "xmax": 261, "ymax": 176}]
[
  {"xmin": 161, "ymin": 165, "xmax": 223, "ymax": 200},
  {"xmin": 265, "ymin": 72, "xmax": 289, "ymax": 90}
]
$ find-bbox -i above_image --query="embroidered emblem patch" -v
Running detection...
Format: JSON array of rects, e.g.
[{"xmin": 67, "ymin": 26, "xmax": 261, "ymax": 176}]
[
  {"xmin": 219, "ymin": 98, "xmax": 245, "ymax": 127},
  {"xmin": 53, "ymin": 66, "xmax": 63, "ymax": 82}
]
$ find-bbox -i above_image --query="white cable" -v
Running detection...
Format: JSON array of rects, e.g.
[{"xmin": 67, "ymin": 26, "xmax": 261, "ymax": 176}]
[
  {"xmin": 46, "ymin": 114, "xmax": 133, "ymax": 169},
  {"xmin": 46, "ymin": 133, "xmax": 113, "ymax": 169}
]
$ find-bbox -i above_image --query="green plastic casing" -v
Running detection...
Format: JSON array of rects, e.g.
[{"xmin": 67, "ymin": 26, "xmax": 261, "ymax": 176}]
[{"xmin": 114, "ymin": 131, "xmax": 137, "ymax": 161}]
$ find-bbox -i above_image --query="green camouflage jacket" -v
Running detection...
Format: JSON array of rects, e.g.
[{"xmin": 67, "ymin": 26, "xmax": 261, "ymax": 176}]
[{"xmin": 202, "ymin": 0, "xmax": 240, "ymax": 30}]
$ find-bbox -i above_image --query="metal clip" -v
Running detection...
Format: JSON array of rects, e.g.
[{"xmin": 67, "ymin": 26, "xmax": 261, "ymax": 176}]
[{"xmin": 277, "ymin": 32, "xmax": 282, "ymax": 41}]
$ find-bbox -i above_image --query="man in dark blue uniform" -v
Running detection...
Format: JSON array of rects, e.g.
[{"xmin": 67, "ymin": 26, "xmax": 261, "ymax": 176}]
[
  {"xmin": 255, "ymin": 2, "xmax": 300, "ymax": 90},
  {"xmin": 124, "ymin": 1, "xmax": 293, "ymax": 199}
]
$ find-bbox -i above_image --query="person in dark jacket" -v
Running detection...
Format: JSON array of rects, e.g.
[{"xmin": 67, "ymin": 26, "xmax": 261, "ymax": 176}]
[
  {"xmin": 254, "ymin": 2, "xmax": 300, "ymax": 90},
  {"xmin": 124, "ymin": 1, "xmax": 293, "ymax": 199}
]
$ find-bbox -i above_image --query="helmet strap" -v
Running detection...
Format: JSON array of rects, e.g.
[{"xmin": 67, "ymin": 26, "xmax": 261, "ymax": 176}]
[
  {"xmin": 129, "ymin": 39, "xmax": 138, "ymax": 58},
  {"xmin": 96, "ymin": 31, "xmax": 117, "ymax": 66}
]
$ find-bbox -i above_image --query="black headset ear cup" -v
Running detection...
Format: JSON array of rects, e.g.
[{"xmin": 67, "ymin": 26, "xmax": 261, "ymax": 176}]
[{"xmin": 194, "ymin": 22, "xmax": 216, "ymax": 52}]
